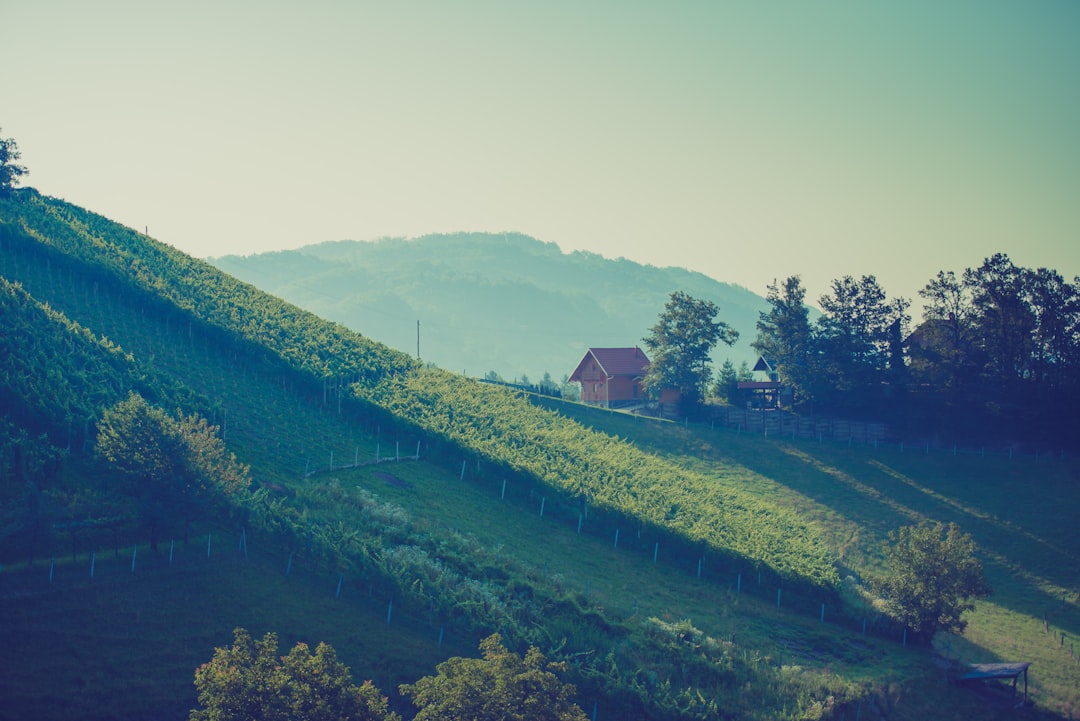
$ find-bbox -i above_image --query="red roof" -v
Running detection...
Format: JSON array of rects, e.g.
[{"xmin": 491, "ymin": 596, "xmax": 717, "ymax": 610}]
[{"xmin": 569, "ymin": 347, "xmax": 650, "ymax": 381}]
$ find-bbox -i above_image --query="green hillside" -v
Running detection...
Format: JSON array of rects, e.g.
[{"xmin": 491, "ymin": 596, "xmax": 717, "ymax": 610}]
[{"xmin": 2, "ymin": 188, "xmax": 1078, "ymax": 721}]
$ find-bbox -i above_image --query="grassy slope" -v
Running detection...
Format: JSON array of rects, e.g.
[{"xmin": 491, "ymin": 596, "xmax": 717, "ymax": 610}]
[
  {"xmin": 2, "ymin": 191, "xmax": 1078, "ymax": 720},
  {"xmin": 538, "ymin": 398, "xmax": 1080, "ymax": 719}
]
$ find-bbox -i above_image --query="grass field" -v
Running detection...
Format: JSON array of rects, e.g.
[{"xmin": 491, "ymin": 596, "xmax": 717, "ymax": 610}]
[{"xmin": 536, "ymin": 398, "xmax": 1080, "ymax": 718}]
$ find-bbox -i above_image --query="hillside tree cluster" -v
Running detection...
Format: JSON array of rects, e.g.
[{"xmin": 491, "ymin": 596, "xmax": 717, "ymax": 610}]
[
  {"xmin": 191, "ymin": 630, "xmax": 587, "ymax": 721},
  {"xmin": 739, "ymin": 253, "xmax": 1078, "ymax": 447}
]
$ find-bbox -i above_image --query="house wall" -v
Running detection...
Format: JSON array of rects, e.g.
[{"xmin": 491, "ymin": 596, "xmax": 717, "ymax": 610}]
[{"xmin": 577, "ymin": 369, "xmax": 642, "ymax": 405}]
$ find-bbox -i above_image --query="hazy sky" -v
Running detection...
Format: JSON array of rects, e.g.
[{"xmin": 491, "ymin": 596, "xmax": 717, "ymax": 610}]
[{"xmin": 6, "ymin": 1, "xmax": 1079, "ymax": 308}]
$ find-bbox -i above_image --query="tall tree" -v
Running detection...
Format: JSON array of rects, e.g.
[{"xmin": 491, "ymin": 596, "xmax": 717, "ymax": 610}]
[
  {"xmin": 0, "ymin": 129, "xmax": 28, "ymax": 195},
  {"xmin": 815, "ymin": 275, "xmax": 908, "ymax": 414},
  {"xmin": 911, "ymin": 270, "xmax": 980, "ymax": 394},
  {"xmin": 642, "ymin": 291, "xmax": 738, "ymax": 413},
  {"xmin": 400, "ymin": 634, "xmax": 587, "ymax": 721},
  {"xmin": 1025, "ymin": 266, "xmax": 1080, "ymax": 391},
  {"xmin": 752, "ymin": 276, "xmax": 815, "ymax": 406},
  {"xmin": 878, "ymin": 522, "xmax": 991, "ymax": 643},
  {"xmin": 964, "ymin": 253, "xmax": 1036, "ymax": 388},
  {"xmin": 191, "ymin": 628, "xmax": 399, "ymax": 721}
]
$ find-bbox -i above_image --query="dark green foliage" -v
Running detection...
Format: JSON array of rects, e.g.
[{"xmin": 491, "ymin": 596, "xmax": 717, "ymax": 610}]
[
  {"xmin": 877, "ymin": 522, "xmax": 992, "ymax": 642},
  {"xmin": 191, "ymin": 628, "xmax": 400, "ymax": 721},
  {"xmin": 909, "ymin": 253, "xmax": 1080, "ymax": 445},
  {"xmin": 752, "ymin": 276, "xmax": 815, "ymax": 406},
  {"xmin": 0, "ymin": 129, "xmax": 28, "ymax": 195},
  {"xmin": 95, "ymin": 392, "xmax": 250, "ymax": 548},
  {"xmin": 814, "ymin": 275, "xmax": 909, "ymax": 417},
  {"xmin": 642, "ymin": 291, "xmax": 739, "ymax": 413},
  {"xmin": 400, "ymin": 633, "xmax": 587, "ymax": 721}
]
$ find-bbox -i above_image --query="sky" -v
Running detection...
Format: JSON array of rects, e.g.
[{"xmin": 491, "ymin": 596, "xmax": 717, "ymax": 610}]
[{"xmin": 6, "ymin": 1, "xmax": 1079, "ymax": 309}]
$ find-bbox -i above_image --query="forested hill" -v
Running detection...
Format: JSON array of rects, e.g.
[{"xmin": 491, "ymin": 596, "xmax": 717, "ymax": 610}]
[{"xmin": 210, "ymin": 233, "xmax": 771, "ymax": 381}]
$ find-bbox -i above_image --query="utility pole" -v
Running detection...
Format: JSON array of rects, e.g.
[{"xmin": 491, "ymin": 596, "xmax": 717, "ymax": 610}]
[{"xmin": 417, "ymin": 320, "xmax": 421, "ymax": 360}]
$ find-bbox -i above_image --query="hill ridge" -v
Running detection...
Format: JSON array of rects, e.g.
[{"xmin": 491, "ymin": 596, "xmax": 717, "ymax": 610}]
[{"xmin": 210, "ymin": 231, "xmax": 770, "ymax": 381}]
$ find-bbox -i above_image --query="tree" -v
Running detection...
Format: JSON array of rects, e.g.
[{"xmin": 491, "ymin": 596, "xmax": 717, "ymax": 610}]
[
  {"xmin": 815, "ymin": 275, "xmax": 909, "ymax": 414},
  {"xmin": 713, "ymin": 359, "xmax": 739, "ymax": 404},
  {"xmin": 400, "ymin": 634, "xmax": 587, "ymax": 721},
  {"xmin": 877, "ymin": 522, "xmax": 991, "ymax": 642},
  {"xmin": 641, "ymin": 291, "xmax": 738, "ymax": 413},
  {"xmin": 0, "ymin": 129, "xmax": 29, "ymax": 195},
  {"xmin": 752, "ymin": 276, "xmax": 815, "ymax": 406},
  {"xmin": 95, "ymin": 392, "xmax": 251, "ymax": 548},
  {"xmin": 191, "ymin": 628, "xmax": 399, "ymax": 721}
]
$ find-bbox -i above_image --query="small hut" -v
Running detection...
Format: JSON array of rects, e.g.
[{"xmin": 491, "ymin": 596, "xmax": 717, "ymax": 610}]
[{"xmin": 959, "ymin": 662, "xmax": 1032, "ymax": 705}]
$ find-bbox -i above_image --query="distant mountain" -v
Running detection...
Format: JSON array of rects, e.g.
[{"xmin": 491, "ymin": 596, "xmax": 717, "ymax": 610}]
[{"xmin": 210, "ymin": 233, "xmax": 770, "ymax": 382}]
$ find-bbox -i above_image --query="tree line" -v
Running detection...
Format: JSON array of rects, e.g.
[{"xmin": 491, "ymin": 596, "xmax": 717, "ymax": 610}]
[{"xmin": 644, "ymin": 255, "xmax": 1079, "ymax": 448}]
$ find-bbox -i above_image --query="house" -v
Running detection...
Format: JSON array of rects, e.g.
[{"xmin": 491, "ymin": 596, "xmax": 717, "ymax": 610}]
[
  {"xmin": 569, "ymin": 347, "xmax": 650, "ymax": 408},
  {"xmin": 736, "ymin": 355, "xmax": 787, "ymax": 409}
]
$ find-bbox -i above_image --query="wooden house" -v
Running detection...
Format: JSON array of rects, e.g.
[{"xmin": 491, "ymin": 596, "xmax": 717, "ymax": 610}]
[{"xmin": 569, "ymin": 347, "xmax": 650, "ymax": 408}]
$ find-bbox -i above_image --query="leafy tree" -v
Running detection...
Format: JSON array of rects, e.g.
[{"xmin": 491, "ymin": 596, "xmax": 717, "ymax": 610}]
[
  {"xmin": 641, "ymin": 291, "xmax": 738, "ymax": 412},
  {"xmin": 95, "ymin": 392, "xmax": 250, "ymax": 548},
  {"xmin": 815, "ymin": 275, "xmax": 909, "ymax": 414},
  {"xmin": 400, "ymin": 634, "xmax": 587, "ymax": 721},
  {"xmin": 877, "ymin": 522, "xmax": 991, "ymax": 642},
  {"xmin": 752, "ymin": 276, "xmax": 815, "ymax": 407},
  {"xmin": 191, "ymin": 628, "xmax": 399, "ymax": 721},
  {"xmin": 964, "ymin": 253, "xmax": 1036, "ymax": 389},
  {"xmin": 0, "ymin": 129, "xmax": 28, "ymax": 195},
  {"xmin": 912, "ymin": 270, "xmax": 980, "ymax": 393}
]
